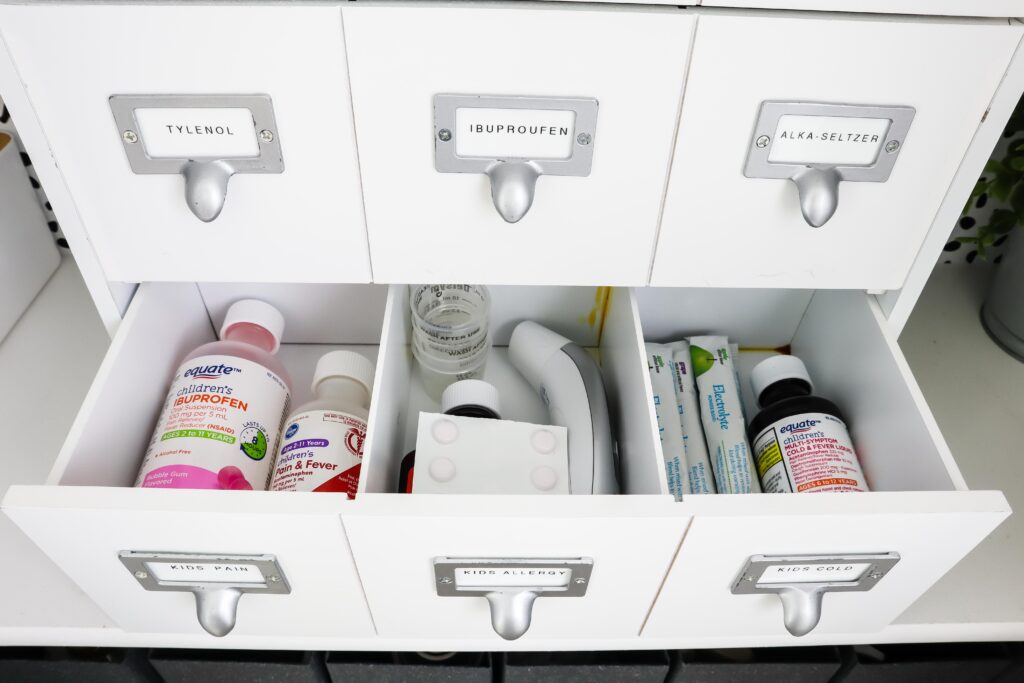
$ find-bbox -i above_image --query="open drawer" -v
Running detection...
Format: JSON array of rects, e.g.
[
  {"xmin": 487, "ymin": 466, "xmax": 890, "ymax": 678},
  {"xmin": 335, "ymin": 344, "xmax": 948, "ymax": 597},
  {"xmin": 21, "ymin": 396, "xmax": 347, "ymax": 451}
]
[
  {"xmin": 1, "ymin": 281, "xmax": 687, "ymax": 642},
  {"xmin": 635, "ymin": 287, "xmax": 1010, "ymax": 640},
  {"xmin": 1, "ymin": 282, "xmax": 387, "ymax": 638},
  {"xmin": 344, "ymin": 285, "xmax": 688, "ymax": 642}
]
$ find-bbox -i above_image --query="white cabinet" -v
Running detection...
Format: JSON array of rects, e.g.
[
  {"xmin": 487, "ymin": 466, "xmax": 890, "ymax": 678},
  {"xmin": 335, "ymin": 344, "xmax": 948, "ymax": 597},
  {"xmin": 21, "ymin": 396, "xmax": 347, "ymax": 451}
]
[
  {"xmin": 343, "ymin": 4, "xmax": 694, "ymax": 286},
  {"xmin": 650, "ymin": 12, "xmax": 1023, "ymax": 289},
  {"xmin": 0, "ymin": 4, "xmax": 370, "ymax": 284},
  {"xmin": 0, "ymin": 0, "xmax": 1020, "ymax": 650}
]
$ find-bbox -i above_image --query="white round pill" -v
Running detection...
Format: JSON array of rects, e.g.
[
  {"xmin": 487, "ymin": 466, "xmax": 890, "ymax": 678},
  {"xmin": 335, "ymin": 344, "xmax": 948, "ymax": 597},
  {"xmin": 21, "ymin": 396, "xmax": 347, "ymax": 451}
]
[
  {"xmin": 530, "ymin": 429, "xmax": 558, "ymax": 455},
  {"xmin": 429, "ymin": 457, "xmax": 456, "ymax": 482},
  {"xmin": 431, "ymin": 418, "xmax": 459, "ymax": 445},
  {"xmin": 530, "ymin": 466, "xmax": 558, "ymax": 491}
]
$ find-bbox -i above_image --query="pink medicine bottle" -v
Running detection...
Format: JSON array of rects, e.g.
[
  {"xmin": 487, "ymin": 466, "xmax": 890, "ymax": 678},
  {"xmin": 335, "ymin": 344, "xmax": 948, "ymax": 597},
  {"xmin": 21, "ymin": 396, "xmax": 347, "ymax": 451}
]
[{"xmin": 135, "ymin": 299, "xmax": 293, "ymax": 490}]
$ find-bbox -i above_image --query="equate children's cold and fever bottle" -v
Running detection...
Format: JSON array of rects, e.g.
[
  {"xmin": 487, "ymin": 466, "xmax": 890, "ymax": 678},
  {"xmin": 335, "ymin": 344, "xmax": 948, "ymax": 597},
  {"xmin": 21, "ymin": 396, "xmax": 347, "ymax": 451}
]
[
  {"xmin": 270, "ymin": 350, "xmax": 374, "ymax": 496},
  {"xmin": 135, "ymin": 300, "xmax": 292, "ymax": 490}
]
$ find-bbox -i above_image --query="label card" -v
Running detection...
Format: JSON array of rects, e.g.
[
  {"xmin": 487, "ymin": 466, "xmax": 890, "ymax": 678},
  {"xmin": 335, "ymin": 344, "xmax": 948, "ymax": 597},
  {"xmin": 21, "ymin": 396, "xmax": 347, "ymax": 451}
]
[
  {"xmin": 757, "ymin": 562, "xmax": 870, "ymax": 585},
  {"xmin": 134, "ymin": 107, "xmax": 260, "ymax": 160},
  {"xmin": 145, "ymin": 561, "xmax": 266, "ymax": 584},
  {"xmin": 454, "ymin": 107, "xmax": 576, "ymax": 160},
  {"xmin": 768, "ymin": 115, "xmax": 891, "ymax": 166},
  {"xmin": 455, "ymin": 567, "xmax": 573, "ymax": 588}
]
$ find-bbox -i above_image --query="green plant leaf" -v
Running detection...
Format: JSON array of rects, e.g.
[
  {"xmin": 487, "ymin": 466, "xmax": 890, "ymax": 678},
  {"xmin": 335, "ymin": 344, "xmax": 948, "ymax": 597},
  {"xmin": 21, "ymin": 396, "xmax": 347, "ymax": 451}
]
[
  {"xmin": 970, "ymin": 179, "xmax": 990, "ymax": 199},
  {"xmin": 986, "ymin": 159, "xmax": 1009, "ymax": 176},
  {"xmin": 987, "ymin": 209, "xmax": 1019, "ymax": 235},
  {"xmin": 1012, "ymin": 182, "xmax": 1024, "ymax": 216},
  {"xmin": 1010, "ymin": 157, "xmax": 1024, "ymax": 172}
]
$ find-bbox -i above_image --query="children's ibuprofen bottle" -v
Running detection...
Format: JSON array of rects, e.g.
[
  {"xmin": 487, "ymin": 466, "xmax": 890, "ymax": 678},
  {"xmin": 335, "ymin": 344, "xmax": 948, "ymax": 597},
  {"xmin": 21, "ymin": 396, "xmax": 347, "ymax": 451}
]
[
  {"xmin": 271, "ymin": 351, "xmax": 375, "ymax": 496},
  {"xmin": 748, "ymin": 355, "xmax": 869, "ymax": 494},
  {"xmin": 135, "ymin": 300, "xmax": 292, "ymax": 490}
]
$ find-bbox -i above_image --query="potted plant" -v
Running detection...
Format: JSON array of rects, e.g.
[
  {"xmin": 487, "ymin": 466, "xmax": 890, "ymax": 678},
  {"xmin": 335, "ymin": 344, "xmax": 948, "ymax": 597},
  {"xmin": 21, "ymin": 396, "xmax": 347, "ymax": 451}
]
[{"xmin": 957, "ymin": 98, "xmax": 1024, "ymax": 360}]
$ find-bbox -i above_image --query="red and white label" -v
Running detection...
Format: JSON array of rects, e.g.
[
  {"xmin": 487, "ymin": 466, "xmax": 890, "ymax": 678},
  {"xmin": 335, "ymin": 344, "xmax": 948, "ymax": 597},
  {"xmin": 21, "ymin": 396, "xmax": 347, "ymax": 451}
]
[
  {"xmin": 753, "ymin": 412, "xmax": 868, "ymax": 493},
  {"xmin": 270, "ymin": 409, "xmax": 365, "ymax": 496}
]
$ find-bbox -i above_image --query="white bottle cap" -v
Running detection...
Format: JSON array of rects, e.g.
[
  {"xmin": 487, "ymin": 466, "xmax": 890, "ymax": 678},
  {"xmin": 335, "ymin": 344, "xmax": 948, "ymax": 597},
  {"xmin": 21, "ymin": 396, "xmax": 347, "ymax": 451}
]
[
  {"xmin": 220, "ymin": 299, "xmax": 285, "ymax": 354},
  {"xmin": 751, "ymin": 354, "xmax": 814, "ymax": 403},
  {"xmin": 313, "ymin": 350, "xmax": 375, "ymax": 396},
  {"xmin": 441, "ymin": 379, "xmax": 501, "ymax": 416}
]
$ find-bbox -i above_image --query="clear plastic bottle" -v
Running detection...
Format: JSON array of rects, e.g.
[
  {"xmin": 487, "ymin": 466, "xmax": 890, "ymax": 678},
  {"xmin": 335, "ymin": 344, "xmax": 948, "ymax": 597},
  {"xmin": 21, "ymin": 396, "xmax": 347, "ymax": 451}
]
[
  {"xmin": 271, "ymin": 351, "xmax": 375, "ymax": 496},
  {"xmin": 135, "ymin": 299, "xmax": 292, "ymax": 490},
  {"xmin": 748, "ymin": 355, "xmax": 868, "ymax": 494},
  {"xmin": 398, "ymin": 379, "xmax": 501, "ymax": 493}
]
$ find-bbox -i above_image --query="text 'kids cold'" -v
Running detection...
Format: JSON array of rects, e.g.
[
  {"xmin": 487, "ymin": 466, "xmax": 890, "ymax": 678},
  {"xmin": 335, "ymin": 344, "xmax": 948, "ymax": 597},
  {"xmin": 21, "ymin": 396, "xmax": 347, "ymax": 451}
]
[{"xmin": 135, "ymin": 299, "xmax": 291, "ymax": 490}]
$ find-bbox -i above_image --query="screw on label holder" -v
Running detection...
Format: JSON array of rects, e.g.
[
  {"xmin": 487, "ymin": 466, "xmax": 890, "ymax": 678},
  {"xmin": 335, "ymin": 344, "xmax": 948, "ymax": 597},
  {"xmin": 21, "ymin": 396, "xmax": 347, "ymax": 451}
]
[
  {"xmin": 731, "ymin": 552, "xmax": 900, "ymax": 637},
  {"xmin": 433, "ymin": 94, "xmax": 598, "ymax": 224},
  {"xmin": 119, "ymin": 551, "xmax": 290, "ymax": 638},
  {"xmin": 433, "ymin": 557, "xmax": 593, "ymax": 640},
  {"xmin": 110, "ymin": 94, "xmax": 284, "ymax": 223}
]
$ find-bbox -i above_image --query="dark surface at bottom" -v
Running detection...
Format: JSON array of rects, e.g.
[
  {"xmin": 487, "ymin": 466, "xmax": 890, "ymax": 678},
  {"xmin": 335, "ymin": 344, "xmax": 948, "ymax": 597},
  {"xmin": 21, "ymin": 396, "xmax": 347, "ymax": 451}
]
[{"xmin": 0, "ymin": 642, "xmax": 1021, "ymax": 683}]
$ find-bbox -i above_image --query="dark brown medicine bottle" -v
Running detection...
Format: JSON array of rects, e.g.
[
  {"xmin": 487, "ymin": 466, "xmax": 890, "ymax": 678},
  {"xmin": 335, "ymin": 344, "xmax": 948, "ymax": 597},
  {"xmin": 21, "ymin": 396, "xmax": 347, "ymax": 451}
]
[{"xmin": 398, "ymin": 379, "xmax": 501, "ymax": 493}]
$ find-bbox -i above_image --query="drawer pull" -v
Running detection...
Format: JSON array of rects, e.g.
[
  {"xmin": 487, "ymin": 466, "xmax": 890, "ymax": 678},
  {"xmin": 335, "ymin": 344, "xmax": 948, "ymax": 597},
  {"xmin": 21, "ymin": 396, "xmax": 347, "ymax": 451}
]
[
  {"xmin": 744, "ymin": 101, "xmax": 914, "ymax": 228},
  {"xmin": 434, "ymin": 557, "xmax": 593, "ymax": 640},
  {"xmin": 731, "ymin": 552, "xmax": 900, "ymax": 636},
  {"xmin": 119, "ymin": 551, "xmax": 290, "ymax": 637},
  {"xmin": 109, "ymin": 94, "xmax": 285, "ymax": 222},
  {"xmin": 433, "ymin": 94, "xmax": 598, "ymax": 224}
]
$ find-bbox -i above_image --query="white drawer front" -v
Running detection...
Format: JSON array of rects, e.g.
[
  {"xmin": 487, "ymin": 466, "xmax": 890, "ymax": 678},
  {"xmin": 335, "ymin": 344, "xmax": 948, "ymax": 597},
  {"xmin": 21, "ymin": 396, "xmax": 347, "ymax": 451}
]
[
  {"xmin": 343, "ymin": 4, "xmax": 694, "ymax": 286},
  {"xmin": 651, "ymin": 12, "xmax": 1023, "ymax": 289},
  {"xmin": 3, "ymin": 487, "xmax": 373, "ymax": 638},
  {"xmin": 344, "ymin": 495, "xmax": 687, "ymax": 641},
  {"xmin": 1, "ymin": 281, "xmax": 382, "ymax": 637},
  {"xmin": 635, "ymin": 286, "xmax": 1009, "ymax": 639},
  {"xmin": 643, "ymin": 492, "xmax": 1007, "ymax": 639},
  {"xmin": 0, "ymin": 4, "xmax": 370, "ymax": 283}
]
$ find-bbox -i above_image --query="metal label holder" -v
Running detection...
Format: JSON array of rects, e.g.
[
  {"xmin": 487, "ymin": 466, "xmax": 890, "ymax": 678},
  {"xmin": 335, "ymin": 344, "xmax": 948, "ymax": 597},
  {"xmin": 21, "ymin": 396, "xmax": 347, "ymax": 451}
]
[
  {"xmin": 433, "ymin": 557, "xmax": 592, "ymax": 640},
  {"xmin": 110, "ymin": 94, "xmax": 284, "ymax": 222},
  {"xmin": 732, "ymin": 552, "xmax": 900, "ymax": 637},
  {"xmin": 744, "ymin": 102, "xmax": 914, "ymax": 227},
  {"xmin": 119, "ymin": 551, "xmax": 290, "ymax": 637},
  {"xmin": 433, "ymin": 94, "xmax": 598, "ymax": 223}
]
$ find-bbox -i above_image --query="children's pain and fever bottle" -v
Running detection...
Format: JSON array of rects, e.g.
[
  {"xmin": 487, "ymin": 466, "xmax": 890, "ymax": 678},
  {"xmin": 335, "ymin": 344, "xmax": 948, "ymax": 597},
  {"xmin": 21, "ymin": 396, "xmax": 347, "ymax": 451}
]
[
  {"xmin": 135, "ymin": 300, "xmax": 292, "ymax": 490},
  {"xmin": 270, "ymin": 350, "xmax": 375, "ymax": 496}
]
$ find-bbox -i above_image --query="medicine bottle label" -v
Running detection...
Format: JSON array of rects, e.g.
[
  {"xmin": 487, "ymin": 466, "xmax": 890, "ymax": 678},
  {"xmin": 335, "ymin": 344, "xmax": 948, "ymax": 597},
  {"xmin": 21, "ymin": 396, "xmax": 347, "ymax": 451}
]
[
  {"xmin": 270, "ymin": 410, "xmax": 366, "ymax": 496},
  {"xmin": 136, "ymin": 355, "xmax": 290, "ymax": 490},
  {"xmin": 752, "ymin": 412, "xmax": 868, "ymax": 493}
]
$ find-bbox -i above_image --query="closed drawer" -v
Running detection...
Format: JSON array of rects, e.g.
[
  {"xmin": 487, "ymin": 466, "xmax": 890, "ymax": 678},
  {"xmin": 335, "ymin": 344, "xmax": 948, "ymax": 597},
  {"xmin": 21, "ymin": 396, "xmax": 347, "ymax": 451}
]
[
  {"xmin": 635, "ymin": 287, "xmax": 1008, "ymax": 639},
  {"xmin": 343, "ymin": 4, "xmax": 694, "ymax": 286},
  {"xmin": 651, "ymin": 11, "xmax": 1023, "ymax": 289},
  {"xmin": 2, "ymin": 282, "xmax": 387, "ymax": 637},
  {"xmin": 0, "ymin": 4, "xmax": 370, "ymax": 283}
]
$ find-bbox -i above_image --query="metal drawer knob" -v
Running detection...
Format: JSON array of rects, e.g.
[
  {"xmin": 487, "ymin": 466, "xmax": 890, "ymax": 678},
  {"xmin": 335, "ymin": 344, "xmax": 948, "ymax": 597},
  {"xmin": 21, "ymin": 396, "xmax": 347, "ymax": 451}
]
[
  {"xmin": 434, "ymin": 557, "xmax": 593, "ymax": 640},
  {"xmin": 732, "ymin": 553, "xmax": 900, "ymax": 636}
]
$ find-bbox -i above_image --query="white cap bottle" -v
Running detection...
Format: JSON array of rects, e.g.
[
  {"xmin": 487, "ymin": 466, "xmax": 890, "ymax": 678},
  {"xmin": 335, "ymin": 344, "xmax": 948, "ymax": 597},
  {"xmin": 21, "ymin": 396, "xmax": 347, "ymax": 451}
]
[{"xmin": 271, "ymin": 350, "xmax": 376, "ymax": 496}]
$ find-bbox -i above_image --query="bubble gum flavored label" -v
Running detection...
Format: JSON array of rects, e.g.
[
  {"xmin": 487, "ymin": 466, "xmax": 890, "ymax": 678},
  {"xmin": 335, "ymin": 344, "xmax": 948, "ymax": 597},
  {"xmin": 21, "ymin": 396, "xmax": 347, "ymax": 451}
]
[
  {"xmin": 270, "ymin": 410, "xmax": 366, "ymax": 497},
  {"xmin": 135, "ymin": 355, "xmax": 290, "ymax": 490}
]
